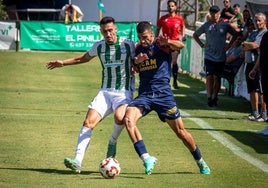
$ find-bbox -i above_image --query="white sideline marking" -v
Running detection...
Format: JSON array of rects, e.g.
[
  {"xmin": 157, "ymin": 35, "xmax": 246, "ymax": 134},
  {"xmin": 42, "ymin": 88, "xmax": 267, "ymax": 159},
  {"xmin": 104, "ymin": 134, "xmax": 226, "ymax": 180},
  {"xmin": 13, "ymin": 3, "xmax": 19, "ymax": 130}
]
[{"xmin": 181, "ymin": 110, "xmax": 268, "ymax": 173}]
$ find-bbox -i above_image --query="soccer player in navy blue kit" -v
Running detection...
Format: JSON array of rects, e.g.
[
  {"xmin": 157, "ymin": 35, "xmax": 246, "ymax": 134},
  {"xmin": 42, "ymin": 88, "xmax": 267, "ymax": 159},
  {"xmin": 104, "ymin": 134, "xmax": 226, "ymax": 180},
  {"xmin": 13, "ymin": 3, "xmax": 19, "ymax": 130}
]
[{"xmin": 124, "ymin": 21, "xmax": 210, "ymax": 175}]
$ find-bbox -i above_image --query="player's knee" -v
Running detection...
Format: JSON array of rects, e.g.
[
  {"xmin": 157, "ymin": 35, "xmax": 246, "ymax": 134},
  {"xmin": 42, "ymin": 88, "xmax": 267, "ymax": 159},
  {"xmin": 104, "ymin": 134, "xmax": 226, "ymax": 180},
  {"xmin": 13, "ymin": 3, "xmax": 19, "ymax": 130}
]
[
  {"xmin": 114, "ymin": 114, "xmax": 124, "ymax": 125},
  {"xmin": 114, "ymin": 118, "xmax": 123, "ymax": 125},
  {"xmin": 83, "ymin": 119, "xmax": 97, "ymax": 129}
]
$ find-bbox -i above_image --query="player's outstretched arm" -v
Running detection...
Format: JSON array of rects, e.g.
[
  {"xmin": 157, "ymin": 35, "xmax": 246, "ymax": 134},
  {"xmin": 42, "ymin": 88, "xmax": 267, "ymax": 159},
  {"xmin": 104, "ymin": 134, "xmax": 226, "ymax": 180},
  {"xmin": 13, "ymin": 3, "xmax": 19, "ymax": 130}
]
[
  {"xmin": 158, "ymin": 35, "xmax": 184, "ymax": 50},
  {"xmin": 46, "ymin": 53, "xmax": 94, "ymax": 70}
]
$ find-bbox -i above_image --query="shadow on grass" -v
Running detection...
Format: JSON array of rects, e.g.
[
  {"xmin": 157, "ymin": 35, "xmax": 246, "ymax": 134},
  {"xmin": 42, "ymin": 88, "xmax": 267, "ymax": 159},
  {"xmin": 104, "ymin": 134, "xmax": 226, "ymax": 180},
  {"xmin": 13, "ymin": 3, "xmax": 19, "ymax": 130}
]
[
  {"xmin": 187, "ymin": 127, "xmax": 268, "ymax": 154},
  {"xmin": 0, "ymin": 167, "xmax": 95, "ymax": 175},
  {"xmin": 172, "ymin": 73, "xmax": 251, "ymax": 114},
  {"xmin": 0, "ymin": 167, "xmax": 195, "ymax": 178}
]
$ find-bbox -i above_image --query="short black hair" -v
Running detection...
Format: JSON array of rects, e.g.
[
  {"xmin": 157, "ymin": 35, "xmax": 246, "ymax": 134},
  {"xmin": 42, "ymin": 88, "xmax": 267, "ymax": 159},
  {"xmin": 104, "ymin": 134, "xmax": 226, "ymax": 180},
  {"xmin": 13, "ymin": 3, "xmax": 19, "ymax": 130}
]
[
  {"xmin": 100, "ymin": 16, "xmax": 115, "ymax": 25},
  {"xmin": 167, "ymin": 0, "xmax": 177, "ymax": 6},
  {"xmin": 136, "ymin": 21, "xmax": 152, "ymax": 34},
  {"xmin": 209, "ymin": 5, "xmax": 220, "ymax": 13},
  {"xmin": 233, "ymin": 4, "xmax": 240, "ymax": 8}
]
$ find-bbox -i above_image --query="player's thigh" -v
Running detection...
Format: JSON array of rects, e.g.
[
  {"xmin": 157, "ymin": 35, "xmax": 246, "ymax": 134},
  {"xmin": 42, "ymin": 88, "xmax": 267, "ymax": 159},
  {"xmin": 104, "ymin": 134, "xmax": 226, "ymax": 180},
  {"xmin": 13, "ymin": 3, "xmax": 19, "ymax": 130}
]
[
  {"xmin": 88, "ymin": 90, "xmax": 112, "ymax": 118},
  {"xmin": 112, "ymin": 91, "xmax": 133, "ymax": 123},
  {"xmin": 124, "ymin": 106, "xmax": 143, "ymax": 125}
]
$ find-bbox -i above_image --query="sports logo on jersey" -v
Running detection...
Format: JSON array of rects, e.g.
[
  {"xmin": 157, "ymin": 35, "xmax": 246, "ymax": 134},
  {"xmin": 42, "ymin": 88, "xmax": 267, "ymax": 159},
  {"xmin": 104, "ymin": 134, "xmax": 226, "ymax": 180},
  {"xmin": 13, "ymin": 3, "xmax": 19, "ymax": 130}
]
[
  {"xmin": 121, "ymin": 48, "xmax": 127, "ymax": 54},
  {"xmin": 166, "ymin": 106, "xmax": 178, "ymax": 115},
  {"xmin": 104, "ymin": 60, "xmax": 124, "ymax": 67}
]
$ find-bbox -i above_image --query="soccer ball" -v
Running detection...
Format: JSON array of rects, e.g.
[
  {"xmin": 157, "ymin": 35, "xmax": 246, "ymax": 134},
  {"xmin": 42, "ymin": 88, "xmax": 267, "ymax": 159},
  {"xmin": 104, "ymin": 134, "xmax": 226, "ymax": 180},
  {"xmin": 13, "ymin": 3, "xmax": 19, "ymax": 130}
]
[{"xmin": 99, "ymin": 158, "xmax": 121, "ymax": 179}]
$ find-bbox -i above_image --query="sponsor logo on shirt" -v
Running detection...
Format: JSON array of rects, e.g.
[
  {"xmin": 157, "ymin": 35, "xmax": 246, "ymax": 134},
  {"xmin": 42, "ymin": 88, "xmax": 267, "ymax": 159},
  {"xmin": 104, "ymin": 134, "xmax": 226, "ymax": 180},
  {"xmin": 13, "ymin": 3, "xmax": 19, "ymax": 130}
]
[{"xmin": 138, "ymin": 59, "xmax": 157, "ymax": 71}]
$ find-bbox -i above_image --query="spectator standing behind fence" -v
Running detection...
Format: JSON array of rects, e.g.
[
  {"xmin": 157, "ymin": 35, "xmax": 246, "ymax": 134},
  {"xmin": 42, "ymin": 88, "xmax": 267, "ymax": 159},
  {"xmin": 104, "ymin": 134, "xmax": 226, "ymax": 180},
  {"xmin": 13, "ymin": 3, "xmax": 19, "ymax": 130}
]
[
  {"xmin": 46, "ymin": 16, "xmax": 135, "ymax": 173},
  {"xmin": 243, "ymin": 13, "xmax": 267, "ymax": 122},
  {"xmin": 193, "ymin": 5, "xmax": 237, "ymax": 107},
  {"xmin": 243, "ymin": 9, "xmax": 252, "ymax": 27},
  {"xmin": 249, "ymin": 30, "xmax": 268, "ymax": 134},
  {"xmin": 229, "ymin": 4, "xmax": 245, "ymax": 32},
  {"xmin": 220, "ymin": 0, "xmax": 235, "ymax": 22},
  {"xmin": 156, "ymin": 0, "xmax": 185, "ymax": 89}
]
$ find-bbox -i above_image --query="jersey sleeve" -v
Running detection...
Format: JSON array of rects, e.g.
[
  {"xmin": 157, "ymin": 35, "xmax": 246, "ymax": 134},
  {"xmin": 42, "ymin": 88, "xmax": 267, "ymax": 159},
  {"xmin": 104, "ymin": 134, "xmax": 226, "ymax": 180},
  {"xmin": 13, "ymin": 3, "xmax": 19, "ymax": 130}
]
[
  {"xmin": 128, "ymin": 40, "xmax": 136, "ymax": 59},
  {"xmin": 87, "ymin": 41, "xmax": 102, "ymax": 57},
  {"xmin": 194, "ymin": 23, "xmax": 206, "ymax": 37}
]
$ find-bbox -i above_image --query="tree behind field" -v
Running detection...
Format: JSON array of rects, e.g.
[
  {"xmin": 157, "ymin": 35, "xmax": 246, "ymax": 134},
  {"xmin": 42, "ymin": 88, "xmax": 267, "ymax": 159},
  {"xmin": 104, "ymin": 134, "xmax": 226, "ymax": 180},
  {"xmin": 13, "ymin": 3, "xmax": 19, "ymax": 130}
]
[{"xmin": 0, "ymin": 0, "xmax": 8, "ymax": 20}]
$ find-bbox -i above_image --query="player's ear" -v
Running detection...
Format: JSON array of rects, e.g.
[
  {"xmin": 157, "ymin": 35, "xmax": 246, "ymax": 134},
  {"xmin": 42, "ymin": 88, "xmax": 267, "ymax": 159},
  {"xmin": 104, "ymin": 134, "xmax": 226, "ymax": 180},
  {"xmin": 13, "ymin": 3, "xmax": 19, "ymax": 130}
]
[{"xmin": 100, "ymin": 27, "xmax": 104, "ymax": 35}]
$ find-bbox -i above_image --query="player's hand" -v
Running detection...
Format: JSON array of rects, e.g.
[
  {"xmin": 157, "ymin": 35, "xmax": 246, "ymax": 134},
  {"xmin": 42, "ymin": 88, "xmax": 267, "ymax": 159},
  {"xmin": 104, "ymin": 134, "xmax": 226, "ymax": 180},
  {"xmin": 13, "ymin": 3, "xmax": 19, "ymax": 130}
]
[
  {"xmin": 46, "ymin": 60, "xmax": 64, "ymax": 70},
  {"xmin": 134, "ymin": 53, "xmax": 149, "ymax": 64},
  {"xmin": 158, "ymin": 35, "xmax": 169, "ymax": 46}
]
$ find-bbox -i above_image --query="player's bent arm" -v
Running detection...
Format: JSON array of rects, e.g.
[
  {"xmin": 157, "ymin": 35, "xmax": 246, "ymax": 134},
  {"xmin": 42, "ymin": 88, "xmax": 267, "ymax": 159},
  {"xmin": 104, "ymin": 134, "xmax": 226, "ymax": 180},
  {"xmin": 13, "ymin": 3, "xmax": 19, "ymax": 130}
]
[
  {"xmin": 242, "ymin": 41, "xmax": 259, "ymax": 51},
  {"xmin": 192, "ymin": 33, "xmax": 205, "ymax": 48},
  {"xmin": 167, "ymin": 39, "xmax": 184, "ymax": 50}
]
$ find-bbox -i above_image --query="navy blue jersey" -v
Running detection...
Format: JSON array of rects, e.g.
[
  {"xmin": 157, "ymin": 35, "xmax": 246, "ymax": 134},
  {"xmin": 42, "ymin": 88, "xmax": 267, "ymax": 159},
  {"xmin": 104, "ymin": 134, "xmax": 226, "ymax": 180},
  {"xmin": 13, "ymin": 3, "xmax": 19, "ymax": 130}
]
[{"xmin": 135, "ymin": 40, "xmax": 172, "ymax": 94}]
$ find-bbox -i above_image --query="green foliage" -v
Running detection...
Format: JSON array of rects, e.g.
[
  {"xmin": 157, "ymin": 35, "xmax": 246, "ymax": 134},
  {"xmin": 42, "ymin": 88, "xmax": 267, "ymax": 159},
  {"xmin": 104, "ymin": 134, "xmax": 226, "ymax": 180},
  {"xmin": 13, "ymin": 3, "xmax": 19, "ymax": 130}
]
[{"xmin": 0, "ymin": 0, "xmax": 8, "ymax": 20}]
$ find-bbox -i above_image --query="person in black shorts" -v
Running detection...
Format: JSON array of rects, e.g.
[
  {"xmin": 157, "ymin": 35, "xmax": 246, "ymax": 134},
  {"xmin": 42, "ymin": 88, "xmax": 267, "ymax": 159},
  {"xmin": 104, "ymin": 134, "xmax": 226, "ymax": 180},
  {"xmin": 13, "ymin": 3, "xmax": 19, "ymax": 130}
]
[
  {"xmin": 243, "ymin": 13, "xmax": 267, "ymax": 121},
  {"xmin": 249, "ymin": 30, "xmax": 268, "ymax": 134}
]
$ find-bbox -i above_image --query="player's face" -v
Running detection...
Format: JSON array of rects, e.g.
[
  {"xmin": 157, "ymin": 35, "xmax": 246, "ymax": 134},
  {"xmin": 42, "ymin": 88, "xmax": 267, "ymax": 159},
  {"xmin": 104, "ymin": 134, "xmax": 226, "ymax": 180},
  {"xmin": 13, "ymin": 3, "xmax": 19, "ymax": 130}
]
[
  {"xmin": 223, "ymin": 0, "xmax": 230, "ymax": 8},
  {"xmin": 100, "ymin": 22, "xmax": 117, "ymax": 44},
  {"xmin": 167, "ymin": 2, "xmax": 177, "ymax": 14},
  {"xmin": 138, "ymin": 30, "xmax": 154, "ymax": 48},
  {"xmin": 210, "ymin": 11, "xmax": 221, "ymax": 22}
]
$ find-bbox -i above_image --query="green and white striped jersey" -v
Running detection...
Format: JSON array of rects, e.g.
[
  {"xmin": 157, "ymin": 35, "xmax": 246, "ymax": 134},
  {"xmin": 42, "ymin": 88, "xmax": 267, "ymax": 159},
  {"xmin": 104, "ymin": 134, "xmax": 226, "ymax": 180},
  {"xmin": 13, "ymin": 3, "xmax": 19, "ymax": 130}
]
[{"xmin": 88, "ymin": 37, "xmax": 135, "ymax": 91}]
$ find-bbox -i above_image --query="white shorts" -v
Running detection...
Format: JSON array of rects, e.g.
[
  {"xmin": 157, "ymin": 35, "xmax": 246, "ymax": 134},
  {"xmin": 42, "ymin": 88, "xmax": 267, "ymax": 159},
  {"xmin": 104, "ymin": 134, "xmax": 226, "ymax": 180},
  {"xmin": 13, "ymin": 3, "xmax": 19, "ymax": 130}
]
[{"xmin": 88, "ymin": 89, "xmax": 133, "ymax": 118}]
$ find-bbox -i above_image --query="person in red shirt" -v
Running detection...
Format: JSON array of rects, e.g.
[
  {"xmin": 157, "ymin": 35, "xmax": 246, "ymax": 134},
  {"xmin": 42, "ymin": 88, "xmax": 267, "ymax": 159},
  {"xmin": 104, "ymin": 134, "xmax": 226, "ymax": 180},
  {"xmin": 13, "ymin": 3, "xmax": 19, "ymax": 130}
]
[{"xmin": 156, "ymin": 0, "xmax": 185, "ymax": 89}]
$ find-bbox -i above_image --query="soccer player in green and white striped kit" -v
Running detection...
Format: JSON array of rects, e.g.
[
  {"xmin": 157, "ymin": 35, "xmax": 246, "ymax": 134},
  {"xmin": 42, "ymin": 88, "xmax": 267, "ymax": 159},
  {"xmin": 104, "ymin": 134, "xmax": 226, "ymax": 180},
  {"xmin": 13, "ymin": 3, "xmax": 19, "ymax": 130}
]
[{"xmin": 46, "ymin": 16, "xmax": 135, "ymax": 173}]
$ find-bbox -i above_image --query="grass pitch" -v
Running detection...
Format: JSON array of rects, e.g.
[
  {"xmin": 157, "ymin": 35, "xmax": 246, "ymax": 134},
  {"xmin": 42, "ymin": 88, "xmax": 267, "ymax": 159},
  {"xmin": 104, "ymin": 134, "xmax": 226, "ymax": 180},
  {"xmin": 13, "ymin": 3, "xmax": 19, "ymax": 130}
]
[{"xmin": 0, "ymin": 51, "xmax": 267, "ymax": 188}]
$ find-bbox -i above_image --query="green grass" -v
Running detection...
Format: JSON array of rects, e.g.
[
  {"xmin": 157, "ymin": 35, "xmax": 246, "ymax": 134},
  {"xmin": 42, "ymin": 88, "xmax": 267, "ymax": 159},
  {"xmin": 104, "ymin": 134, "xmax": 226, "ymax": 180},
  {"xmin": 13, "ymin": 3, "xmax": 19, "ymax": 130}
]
[{"xmin": 0, "ymin": 51, "xmax": 268, "ymax": 188}]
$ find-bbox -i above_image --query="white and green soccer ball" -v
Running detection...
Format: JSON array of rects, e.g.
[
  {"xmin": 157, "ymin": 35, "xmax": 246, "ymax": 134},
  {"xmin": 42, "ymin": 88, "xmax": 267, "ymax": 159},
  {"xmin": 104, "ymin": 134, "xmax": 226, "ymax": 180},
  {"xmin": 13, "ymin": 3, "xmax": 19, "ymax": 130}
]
[{"xmin": 99, "ymin": 158, "xmax": 121, "ymax": 179}]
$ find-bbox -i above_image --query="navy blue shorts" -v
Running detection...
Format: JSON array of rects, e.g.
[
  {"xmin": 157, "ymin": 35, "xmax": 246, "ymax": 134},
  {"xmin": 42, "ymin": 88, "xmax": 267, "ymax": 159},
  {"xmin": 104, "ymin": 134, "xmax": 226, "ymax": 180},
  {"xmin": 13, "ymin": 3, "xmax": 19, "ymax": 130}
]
[
  {"xmin": 205, "ymin": 59, "xmax": 225, "ymax": 76},
  {"xmin": 128, "ymin": 89, "xmax": 181, "ymax": 122}
]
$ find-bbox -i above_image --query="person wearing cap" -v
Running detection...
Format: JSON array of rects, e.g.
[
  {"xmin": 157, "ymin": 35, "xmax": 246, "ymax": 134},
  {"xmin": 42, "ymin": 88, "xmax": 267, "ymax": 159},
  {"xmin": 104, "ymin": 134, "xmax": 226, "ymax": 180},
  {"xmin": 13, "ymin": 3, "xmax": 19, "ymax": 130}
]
[{"xmin": 193, "ymin": 5, "xmax": 238, "ymax": 107}]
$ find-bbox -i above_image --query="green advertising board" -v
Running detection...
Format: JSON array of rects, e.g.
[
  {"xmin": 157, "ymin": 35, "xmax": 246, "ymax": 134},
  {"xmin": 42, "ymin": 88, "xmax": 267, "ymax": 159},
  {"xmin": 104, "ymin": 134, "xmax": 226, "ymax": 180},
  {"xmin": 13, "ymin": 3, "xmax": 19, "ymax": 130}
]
[
  {"xmin": 180, "ymin": 35, "xmax": 191, "ymax": 72},
  {"xmin": 20, "ymin": 21, "xmax": 138, "ymax": 51}
]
